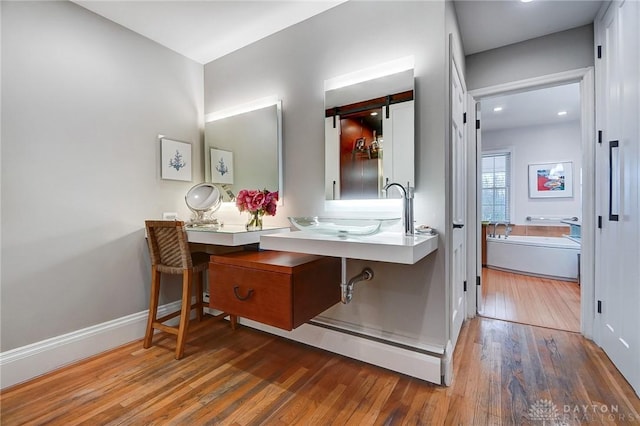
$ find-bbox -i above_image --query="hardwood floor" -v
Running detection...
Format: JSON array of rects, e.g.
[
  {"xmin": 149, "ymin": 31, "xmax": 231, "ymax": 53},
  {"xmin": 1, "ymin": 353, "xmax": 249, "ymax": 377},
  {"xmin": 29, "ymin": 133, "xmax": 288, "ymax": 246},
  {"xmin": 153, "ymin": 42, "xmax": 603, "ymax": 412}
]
[
  {"xmin": 2, "ymin": 316, "xmax": 639, "ymax": 425},
  {"xmin": 480, "ymin": 267, "xmax": 581, "ymax": 332}
]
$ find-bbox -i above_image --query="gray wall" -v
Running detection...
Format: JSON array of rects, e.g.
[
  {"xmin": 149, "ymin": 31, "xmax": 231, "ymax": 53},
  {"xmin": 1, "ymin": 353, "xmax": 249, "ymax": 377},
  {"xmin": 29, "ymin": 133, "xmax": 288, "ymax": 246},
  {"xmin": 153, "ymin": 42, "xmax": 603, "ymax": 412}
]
[
  {"xmin": 204, "ymin": 1, "xmax": 455, "ymax": 349},
  {"xmin": 1, "ymin": 0, "xmax": 461, "ymax": 354},
  {"xmin": 1, "ymin": 1, "xmax": 204, "ymax": 351},
  {"xmin": 466, "ymin": 24, "xmax": 594, "ymax": 90}
]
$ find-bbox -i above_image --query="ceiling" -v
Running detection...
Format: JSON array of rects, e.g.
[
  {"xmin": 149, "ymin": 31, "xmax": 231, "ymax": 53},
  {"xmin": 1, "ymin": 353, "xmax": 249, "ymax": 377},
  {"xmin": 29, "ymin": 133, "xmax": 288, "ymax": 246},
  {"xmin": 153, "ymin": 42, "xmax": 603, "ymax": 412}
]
[
  {"xmin": 481, "ymin": 83, "xmax": 581, "ymax": 132},
  {"xmin": 73, "ymin": 1, "xmax": 346, "ymax": 64},
  {"xmin": 73, "ymin": 1, "xmax": 600, "ymax": 131},
  {"xmin": 454, "ymin": 1, "xmax": 598, "ymax": 132},
  {"xmin": 453, "ymin": 0, "xmax": 603, "ymax": 55},
  {"xmin": 73, "ymin": 1, "xmax": 605, "ymax": 64}
]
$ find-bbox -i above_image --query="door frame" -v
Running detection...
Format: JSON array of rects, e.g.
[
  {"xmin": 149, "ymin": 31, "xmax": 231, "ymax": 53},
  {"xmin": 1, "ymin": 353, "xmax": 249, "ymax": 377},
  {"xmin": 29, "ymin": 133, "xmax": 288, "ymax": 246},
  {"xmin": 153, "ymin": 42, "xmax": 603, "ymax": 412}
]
[
  {"xmin": 444, "ymin": 33, "xmax": 469, "ymax": 385},
  {"xmin": 467, "ymin": 67, "xmax": 596, "ymax": 338},
  {"xmin": 449, "ymin": 44, "xmax": 467, "ymax": 350}
]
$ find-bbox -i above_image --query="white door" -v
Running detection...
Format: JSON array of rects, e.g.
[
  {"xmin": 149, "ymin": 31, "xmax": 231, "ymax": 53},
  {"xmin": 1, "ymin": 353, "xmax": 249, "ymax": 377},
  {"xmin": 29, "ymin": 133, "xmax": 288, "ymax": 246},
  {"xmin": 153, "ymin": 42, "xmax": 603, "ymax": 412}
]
[
  {"xmin": 595, "ymin": 0, "xmax": 640, "ymax": 396},
  {"xmin": 450, "ymin": 52, "xmax": 467, "ymax": 348}
]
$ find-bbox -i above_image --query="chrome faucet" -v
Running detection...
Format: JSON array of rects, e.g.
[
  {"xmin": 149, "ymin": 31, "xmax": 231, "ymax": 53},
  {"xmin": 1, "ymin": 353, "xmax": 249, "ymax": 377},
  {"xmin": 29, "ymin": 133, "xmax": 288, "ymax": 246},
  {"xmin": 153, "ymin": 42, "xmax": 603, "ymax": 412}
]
[
  {"xmin": 488, "ymin": 221, "xmax": 497, "ymax": 238},
  {"xmin": 495, "ymin": 222, "xmax": 509, "ymax": 239},
  {"xmin": 383, "ymin": 181, "xmax": 414, "ymax": 236}
]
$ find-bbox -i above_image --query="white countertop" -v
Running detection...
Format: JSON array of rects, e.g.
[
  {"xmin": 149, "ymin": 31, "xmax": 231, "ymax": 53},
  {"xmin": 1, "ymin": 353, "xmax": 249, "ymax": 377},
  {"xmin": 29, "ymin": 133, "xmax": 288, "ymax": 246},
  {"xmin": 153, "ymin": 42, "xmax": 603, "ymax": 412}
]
[
  {"xmin": 260, "ymin": 231, "xmax": 438, "ymax": 264},
  {"xmin": 186, "ymin": 225, "xmax": 290, "ymax": 246}
]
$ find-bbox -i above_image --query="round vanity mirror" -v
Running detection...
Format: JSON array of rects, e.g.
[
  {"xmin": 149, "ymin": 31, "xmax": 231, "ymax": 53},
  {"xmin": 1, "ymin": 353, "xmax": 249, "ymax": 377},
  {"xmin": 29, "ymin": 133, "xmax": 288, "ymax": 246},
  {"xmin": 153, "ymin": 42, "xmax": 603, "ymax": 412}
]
[{"xmin": 185, "ymin": 183, "xmax": 222, "ymax": 227}]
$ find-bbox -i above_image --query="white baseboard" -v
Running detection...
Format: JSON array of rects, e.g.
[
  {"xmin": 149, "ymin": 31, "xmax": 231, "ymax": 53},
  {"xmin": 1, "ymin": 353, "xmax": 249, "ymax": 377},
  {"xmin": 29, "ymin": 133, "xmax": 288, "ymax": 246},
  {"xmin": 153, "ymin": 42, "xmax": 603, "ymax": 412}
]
[
  {"xmin": 1, "ymin": 302, "xmax": 444, "ymax": 389},
  {"xmin": 237, "ymin": 317, "xmax": 444, "ymax": 385},
  {"xmin": 0, "ymin": 300, "xmax": 182, "ymax": 390}
]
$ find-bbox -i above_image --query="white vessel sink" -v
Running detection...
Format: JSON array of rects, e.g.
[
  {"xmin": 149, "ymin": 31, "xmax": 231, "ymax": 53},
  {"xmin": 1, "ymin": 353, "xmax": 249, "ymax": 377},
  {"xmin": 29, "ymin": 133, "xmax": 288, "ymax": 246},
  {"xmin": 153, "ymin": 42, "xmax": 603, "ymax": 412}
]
[{"xmin": 289, "ymin": 216, "xmax": 400, "ymax": 236}]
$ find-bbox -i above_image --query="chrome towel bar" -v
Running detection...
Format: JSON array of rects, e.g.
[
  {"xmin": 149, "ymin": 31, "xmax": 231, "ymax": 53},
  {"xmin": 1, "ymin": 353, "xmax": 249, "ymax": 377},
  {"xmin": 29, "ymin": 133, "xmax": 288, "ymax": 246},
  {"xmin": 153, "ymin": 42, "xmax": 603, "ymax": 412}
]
[{"xmin": 526, "ymin": 216, "xmax": 579, "ymax": 222}]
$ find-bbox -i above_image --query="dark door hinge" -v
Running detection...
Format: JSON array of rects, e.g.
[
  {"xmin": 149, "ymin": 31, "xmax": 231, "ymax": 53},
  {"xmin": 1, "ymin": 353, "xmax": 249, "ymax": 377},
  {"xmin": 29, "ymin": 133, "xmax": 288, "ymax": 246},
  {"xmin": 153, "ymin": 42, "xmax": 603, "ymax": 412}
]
[
  {"xmin": 476, "ymin": 119, "xmax": 480, "ymax": 130},
  {"xmin": 598, "ymin": 215, "xmax": 603, "ymax": 229},
  {"xmin": 463, "ymin": 112, "xmax": 467, "ymax": 124},
  {"xmin": 463, "ymin": 281, "xmax": 467, "ymax": 292},
  {"xmin": 598, "ymin": 130, "xmax": 603, "ymax": 144},
  {"xmin": 597, "ymin": 300, "xmax": 602, "ymax": 314},
  {"xmin": 597, "ymin": 45, "xmax": 602, "ymax": 59},
  {"xmin": 476, "ymin": 276, "xmax": 481, "ymax": 286}
]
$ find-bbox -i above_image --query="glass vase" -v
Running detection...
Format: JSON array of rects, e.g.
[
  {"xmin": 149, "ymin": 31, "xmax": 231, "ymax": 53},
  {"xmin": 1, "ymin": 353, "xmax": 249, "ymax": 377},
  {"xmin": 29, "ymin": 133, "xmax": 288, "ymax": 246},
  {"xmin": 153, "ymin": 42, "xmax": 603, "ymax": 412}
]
[{"xmin": 246, "ymin": 211, "xmax": 264, "ymax": 231}]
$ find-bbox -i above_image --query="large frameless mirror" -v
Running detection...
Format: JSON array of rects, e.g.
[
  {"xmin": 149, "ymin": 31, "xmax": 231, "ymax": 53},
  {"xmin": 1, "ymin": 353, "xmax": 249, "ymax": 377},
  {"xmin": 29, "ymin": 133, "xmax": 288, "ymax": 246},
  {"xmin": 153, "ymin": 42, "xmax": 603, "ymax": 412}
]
[
  {"xmin": 204, "ymin": 98, "xmax": 283, "ymax": 202},
  {"xmin": 324, "ymin": 60, "xmax": 415, "ymax": 200}
]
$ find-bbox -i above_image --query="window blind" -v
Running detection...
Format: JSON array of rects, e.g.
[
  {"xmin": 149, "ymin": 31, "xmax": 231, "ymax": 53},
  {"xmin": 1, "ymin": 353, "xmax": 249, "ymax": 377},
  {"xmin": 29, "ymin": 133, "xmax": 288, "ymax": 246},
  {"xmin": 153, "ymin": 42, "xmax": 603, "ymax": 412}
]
[{"xmin": 481, "ymin": 152, "xmax": 511, "ymax": 222}]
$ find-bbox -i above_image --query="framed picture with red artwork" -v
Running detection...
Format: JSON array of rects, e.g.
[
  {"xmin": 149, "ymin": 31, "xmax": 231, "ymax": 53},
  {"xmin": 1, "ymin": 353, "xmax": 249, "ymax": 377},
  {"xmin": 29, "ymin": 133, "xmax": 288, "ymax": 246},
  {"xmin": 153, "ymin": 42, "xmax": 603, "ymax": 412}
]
[{"xmin": 528, "ymin": 161, "xmax": 573, "ymax": 198}]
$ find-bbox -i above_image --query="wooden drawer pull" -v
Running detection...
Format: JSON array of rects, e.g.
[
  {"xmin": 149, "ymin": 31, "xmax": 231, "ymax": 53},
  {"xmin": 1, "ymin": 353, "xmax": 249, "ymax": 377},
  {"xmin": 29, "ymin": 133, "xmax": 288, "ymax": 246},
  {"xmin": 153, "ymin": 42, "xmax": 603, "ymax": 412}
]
[{"xmin": 233, "ymin": 286, "xmax": 254, "ymax": 301}]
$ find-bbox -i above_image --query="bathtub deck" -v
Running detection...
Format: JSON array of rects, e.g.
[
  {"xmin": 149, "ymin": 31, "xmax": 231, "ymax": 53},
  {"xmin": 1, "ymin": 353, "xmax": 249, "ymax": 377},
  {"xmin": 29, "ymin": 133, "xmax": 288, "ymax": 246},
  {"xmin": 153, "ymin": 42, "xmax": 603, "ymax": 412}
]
[{"xmin": 480, "ymin": 267, "xmax": 580, "ymax": 332}]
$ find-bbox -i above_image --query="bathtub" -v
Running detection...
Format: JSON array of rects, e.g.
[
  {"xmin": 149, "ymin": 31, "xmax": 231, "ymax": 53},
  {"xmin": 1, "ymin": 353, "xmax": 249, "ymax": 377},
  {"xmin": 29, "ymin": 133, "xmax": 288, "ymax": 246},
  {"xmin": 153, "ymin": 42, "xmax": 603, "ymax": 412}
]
[{"xmin": 486, "ymin": 235, "xmax": 580, "ymax": 281}]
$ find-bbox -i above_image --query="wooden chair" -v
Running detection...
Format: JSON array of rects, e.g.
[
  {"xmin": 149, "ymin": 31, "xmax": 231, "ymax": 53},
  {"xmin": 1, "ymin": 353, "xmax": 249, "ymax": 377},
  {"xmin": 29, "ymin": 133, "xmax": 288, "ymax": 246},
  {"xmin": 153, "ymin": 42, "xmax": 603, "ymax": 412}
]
[{"xmin": 144, "ymin": 220, "xmax": 235, "ymax": 359}]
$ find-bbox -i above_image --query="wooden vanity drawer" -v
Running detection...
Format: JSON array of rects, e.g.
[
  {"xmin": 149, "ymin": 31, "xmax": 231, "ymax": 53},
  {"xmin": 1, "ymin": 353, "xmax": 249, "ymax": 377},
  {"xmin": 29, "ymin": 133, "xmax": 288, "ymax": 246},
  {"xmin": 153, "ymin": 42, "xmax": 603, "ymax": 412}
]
[
  {"xmin": 209, "ymin": 251, "xmax": 340, "ymax": 330},
  {"xmin": 210, "ymin": 264, "xmax": 292, "ymax": 329}
]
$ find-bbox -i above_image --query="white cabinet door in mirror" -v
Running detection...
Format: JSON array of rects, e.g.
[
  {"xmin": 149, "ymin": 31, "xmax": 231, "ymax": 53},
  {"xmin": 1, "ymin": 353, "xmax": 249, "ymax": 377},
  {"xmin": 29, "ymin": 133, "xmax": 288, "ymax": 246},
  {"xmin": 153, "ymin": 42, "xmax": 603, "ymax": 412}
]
[
  {"xmin": 325, "ymin": 116, "xmax": 341, "ymax": 200},
  {"xmin": 382, "ymin": 101, "xmax": 415, "ymax": 188}
]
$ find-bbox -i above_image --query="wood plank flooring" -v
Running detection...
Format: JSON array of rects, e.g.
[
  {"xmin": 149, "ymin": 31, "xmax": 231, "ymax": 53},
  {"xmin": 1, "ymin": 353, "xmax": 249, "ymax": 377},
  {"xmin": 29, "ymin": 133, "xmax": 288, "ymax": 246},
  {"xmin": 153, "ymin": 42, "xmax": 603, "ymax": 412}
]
[
  {"xmin": 480, "ymin": 267, "xmax": 581, "ymax": 332},
  {"xmin": 2, "ymin": 316, "xmax": 639, "ymax": 425}
]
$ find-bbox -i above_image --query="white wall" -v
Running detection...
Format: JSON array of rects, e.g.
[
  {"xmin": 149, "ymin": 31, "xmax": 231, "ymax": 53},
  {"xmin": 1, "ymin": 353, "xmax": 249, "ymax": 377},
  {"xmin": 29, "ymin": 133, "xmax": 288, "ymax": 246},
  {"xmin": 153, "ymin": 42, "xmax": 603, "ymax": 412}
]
[
  {"xmin": 1, "ymin": 1, "xmax": 204, "ymax": 351},
  {"xmin": 466, "ymin": 24, "xmax": 594, "ymax": 90},
  {"xmin": 203, "ymin": 1, "xmax": 454, "ymax": 350},
  {"xmin": 482, "ymin": 121, "xmax": 582, "ymax": 225}
]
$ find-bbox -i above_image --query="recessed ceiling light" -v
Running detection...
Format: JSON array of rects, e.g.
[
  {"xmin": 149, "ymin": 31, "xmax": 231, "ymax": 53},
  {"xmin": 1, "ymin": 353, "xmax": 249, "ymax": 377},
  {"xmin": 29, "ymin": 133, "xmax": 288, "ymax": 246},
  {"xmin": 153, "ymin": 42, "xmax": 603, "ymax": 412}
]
[
  {"xmin": 558, "ymin": 111, "xmax": 568, "ymax": 116},
  {"xmin": 370, "ymin": 112, "xmax": 378, "ymax": 116},
  {"xmin": 493, "ymin": 107, "xmax": 503, "ymax": 112},
  {"xmin": 521, "ymin": 0, "xmax": 533, "ymax": 3}
]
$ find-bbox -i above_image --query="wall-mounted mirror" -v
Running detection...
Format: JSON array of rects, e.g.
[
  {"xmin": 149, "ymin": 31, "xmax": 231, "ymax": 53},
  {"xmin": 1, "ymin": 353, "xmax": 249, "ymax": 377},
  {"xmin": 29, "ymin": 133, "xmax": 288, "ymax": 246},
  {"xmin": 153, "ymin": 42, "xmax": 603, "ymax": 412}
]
[
  {"xmin": 324, "ymin": 63, "xmax": 414, "ymax": 200},
  {"xmin": 205, "ymin": 99, "xmax": 283, "ymax": 201}
]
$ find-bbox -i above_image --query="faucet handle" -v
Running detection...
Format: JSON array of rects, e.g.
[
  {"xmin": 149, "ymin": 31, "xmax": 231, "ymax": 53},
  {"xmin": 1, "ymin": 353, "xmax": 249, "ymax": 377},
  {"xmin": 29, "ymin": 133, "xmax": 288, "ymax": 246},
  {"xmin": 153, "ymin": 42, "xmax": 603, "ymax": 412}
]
[{"xmin": 406, "ymin": 185, "xmax": 414, "ymax": 198}]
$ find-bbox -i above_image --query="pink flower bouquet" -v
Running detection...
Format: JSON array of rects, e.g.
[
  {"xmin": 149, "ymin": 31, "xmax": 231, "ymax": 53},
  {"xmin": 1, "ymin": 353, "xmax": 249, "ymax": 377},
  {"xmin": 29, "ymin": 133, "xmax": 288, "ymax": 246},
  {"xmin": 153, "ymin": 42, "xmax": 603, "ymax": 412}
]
[{"xmin": 236, "ymin": 189, "xmax": 278, "ymax": 230}]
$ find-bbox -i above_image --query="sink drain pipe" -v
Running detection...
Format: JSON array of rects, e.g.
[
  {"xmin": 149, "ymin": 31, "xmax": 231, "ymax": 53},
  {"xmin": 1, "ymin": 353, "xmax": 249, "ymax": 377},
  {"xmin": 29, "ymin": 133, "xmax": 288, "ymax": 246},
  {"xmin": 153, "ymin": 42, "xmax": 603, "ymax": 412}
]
[{"xmin": 340, "ymin": 257, "xmax": 374, "ymax": 304}]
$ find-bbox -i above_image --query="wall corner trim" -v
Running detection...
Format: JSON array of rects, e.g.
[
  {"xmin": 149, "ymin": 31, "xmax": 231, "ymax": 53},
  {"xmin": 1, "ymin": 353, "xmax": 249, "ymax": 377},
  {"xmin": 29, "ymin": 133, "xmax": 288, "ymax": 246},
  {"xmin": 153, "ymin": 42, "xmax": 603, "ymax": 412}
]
[{"xmin": 441, "ymin": 340, "xmax": 454, "ymax": 386}]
